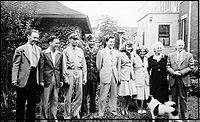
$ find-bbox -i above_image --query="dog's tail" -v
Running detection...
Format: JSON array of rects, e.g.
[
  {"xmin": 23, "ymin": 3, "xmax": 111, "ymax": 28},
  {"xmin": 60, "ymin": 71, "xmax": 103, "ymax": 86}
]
[
  {"xmin": 163, "ymin": 106, "xmax": 175, "ymax": 113},
  {"xmin": 164, "ymin": 101, "xmax": 176, "ymax": 107}
]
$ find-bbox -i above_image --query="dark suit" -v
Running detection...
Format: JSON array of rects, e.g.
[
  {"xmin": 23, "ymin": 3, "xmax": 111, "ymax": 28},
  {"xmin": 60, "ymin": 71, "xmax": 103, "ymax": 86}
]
[
  {"xmin": 12, "ymin": 43, "xmax": 41, "ymax": 121},
  {"xmin": 167, "ymin": 50, "xmax": 194, "ymax": 119},
  {"xmin": 39, "ymin": 48, "xmax": 63, "ymax": 121}
]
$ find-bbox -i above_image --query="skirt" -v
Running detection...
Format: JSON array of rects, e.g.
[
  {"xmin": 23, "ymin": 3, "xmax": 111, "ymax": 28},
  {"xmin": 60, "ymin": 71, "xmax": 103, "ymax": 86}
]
[
  {"xmin": 118, "ymin": 79, "xmax": 137, "ymax": 96},
  {"xmin": 136, "ymin": 84, "xmax": 149, "ymax": 100}
]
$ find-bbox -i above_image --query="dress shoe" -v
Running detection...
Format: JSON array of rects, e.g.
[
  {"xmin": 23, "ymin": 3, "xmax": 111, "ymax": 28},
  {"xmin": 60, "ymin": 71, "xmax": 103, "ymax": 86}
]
[
  {"xmin": 121, "ymin": 110, "xmax": 125, "ymax": 115},
  {"xmin": 63, "ymin": 115, "xmax": 71, "ymax": 119},
  {"xmin": 75, "ymin": 114, "xmax": 80, "ymax": 119},
  {"xmin": 125, "ymin": 110, "xmax": 128, "ymax": 115},
  {"xmin": 93, "ymin": 113, "xmax": 103, "ymax": 119},
  {"xmin": 138, "ymin": 110, "xmax": 142, "ymax": 114},
  {"xmin": 142, "ymin": 110, "xmax": 146, "ymax": 114},
  {"xmin": 111, "ymin": 111, "xmax": 117, "ymax": 116},
  {"xmin": 81, "ymin": 114, "xmax": 88, "ymax": 119}
]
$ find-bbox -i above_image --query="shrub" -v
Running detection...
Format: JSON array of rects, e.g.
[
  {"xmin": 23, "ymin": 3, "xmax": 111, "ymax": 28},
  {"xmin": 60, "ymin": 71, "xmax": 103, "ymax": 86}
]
[{"xmin": 1, "ymin": 1, "xmax": 38, "ymax": 113}]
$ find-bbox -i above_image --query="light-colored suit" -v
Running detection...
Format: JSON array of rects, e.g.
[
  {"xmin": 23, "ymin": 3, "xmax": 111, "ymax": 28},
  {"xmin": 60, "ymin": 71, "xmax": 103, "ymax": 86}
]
[
  {"xmin": 12, "ymin": 43, "xmax": 41, "ymax": 120},
  {"xmin": 167, "ymin": 50, "xmax": 194, "ymax": 119},
  {"xmin": 167, "ymin": 50, "xmax": 194, "ymax": 87},
  {"xmin": 12, "ymin": 43, "xmax": 41, "ymax": 87},
  {"xmin": 96, "ymin": 47, "xmax": 119, "ymax": 116},
  {"xmin": 96, "ymin": 47, "xmax": 119, "ymax": 83}
]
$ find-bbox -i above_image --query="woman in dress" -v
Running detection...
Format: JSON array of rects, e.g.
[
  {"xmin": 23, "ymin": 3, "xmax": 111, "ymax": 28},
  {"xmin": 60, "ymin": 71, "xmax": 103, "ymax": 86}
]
[
  {"xmin": 118, "ymin": 41, "xmax": 137, "ymax": 115},
  {"xmin": 148, "ymin": 41, "xmax": 169, "ymax": 103},
  {"xmin": 132, "ymin": 45, "xmax": 150, "ymax": 114}
]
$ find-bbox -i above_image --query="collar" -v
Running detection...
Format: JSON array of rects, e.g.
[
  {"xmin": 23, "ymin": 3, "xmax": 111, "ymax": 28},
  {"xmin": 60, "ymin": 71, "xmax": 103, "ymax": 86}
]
[
  {"xmin": 44, "ymin": 47, "xmax": 61, "ymax": 55},
  {"xmin": 153, "ymin": 53, "xmax": 164, "ymax": 61},
  {"xmin": 176, "ymin": 50, "xmax": 184, "ymax": 54},
  {"xmin": 26, "ymin": 42, "xmax": 34, "ymax": 48},
  {"xmin": 69, "ymin": 45, "xmax": 77, "ymax": 50},
  {"xmin": 105, "ymin": 46, "xmax": 113, "ymax": 51}
]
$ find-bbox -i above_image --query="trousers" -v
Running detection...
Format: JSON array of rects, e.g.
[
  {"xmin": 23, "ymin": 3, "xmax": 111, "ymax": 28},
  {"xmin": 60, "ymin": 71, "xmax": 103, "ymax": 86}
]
[
  {"xmin": 16, "ymin": 67, "xmax": 37, "ymax": 122},
  {"xmin": 98, "ymin": 72, "xmax": 117, "ymax": 116},
  {"xmin": 171, "ymin": 77, "xmax": 188, "ymax": 119},
  {"xmin": 63, "ymin": 70, "xmax": 83, "ymax": 118},
  {"xmin": 40, "ymin": 74, "xmax": 59, "ymax": 122}
]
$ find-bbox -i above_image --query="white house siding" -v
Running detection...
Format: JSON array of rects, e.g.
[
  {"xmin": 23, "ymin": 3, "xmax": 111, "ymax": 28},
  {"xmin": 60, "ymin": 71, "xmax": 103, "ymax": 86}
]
[
  {"xmin": 137, "ymin": 1, "xmax": 180, "ymax": 57},
  {"xmin": 148, "ymin": 13, "xmax": 179, "ymax": 55}
]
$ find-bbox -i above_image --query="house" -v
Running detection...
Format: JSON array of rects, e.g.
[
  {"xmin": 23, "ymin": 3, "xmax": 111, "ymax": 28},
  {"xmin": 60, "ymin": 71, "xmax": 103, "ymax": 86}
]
[
  {"xmin": 178, "ymin": 1, "xmax": 199, "ymax": 60},
  {"xmin": 137, "ymin": 1, "xmax": 180, "ymax": 56},
  {"xmin": 10, "ymin": 1, "xmax": 92, "ymax": 49}
]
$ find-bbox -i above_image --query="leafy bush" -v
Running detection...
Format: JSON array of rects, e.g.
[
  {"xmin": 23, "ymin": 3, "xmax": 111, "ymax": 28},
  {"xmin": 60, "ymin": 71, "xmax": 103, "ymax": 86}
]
[{"xmin": 1, "ymin": 1, "xmax": 38, "ymax": 113}]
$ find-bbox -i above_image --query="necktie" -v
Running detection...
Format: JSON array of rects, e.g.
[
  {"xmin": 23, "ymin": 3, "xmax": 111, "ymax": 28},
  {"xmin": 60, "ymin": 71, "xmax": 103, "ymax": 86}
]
[
  {"xmin": 110, "ymin": 50, "xmax": 113, "ymax": 62},
  {"xmin": 177, "ymin": 51, "xmax": 181, "ymax": 69},
  {"xmin": 110, "ymin": 50, "xmax": 113, "ymax": 56},
  {"xmin": 32, "ymin": 46, "xmax": 37, "ymax": 67}
]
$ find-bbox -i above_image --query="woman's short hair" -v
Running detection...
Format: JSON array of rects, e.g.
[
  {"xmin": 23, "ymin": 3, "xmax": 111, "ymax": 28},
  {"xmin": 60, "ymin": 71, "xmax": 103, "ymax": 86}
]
[
  {"xmin": 136, "ymin": 45, "xmax": 149, "ymax": 55},
  {"xmin": 151, "ymin": 41, "xmax": 164, "ymax": 52},
  {"xmin": 119, "ymin": 41, "xmax": 134, "ymax": 52},
  {"xmin": 87, "ymin": 34, "xmax": 94, "ymax": 42}
]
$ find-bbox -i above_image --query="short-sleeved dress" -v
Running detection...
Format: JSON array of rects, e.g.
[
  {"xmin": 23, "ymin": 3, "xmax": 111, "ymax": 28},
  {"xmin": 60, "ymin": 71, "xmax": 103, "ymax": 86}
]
[{"xmin": 148, "ymin": 54, "xmax": 169, "ymax": 103}]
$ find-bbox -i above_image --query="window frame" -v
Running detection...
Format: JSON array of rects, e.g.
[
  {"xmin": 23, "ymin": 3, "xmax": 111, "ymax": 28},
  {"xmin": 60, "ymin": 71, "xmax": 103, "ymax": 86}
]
[{"xmin": 158, "ymin": 24, "xmax": 171, "ymax": 46}]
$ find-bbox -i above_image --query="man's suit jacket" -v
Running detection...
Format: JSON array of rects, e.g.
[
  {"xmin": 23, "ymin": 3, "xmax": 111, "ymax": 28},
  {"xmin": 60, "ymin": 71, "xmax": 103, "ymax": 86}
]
[
  {"xmin": 12, "ymin": 43, "xmax": 41, "ymax": 88},
  {"xmin": 118, "ymin": 51, "xmax": 135, "ymax": 81},
  {"xmin": 39, "ymin": 49, "xmax": 63, "ymax": 87},
  {"xmin": 167, "ymin": 50, "xmax": 194, "ymax": 87},
  {"xmin": 132, "ymin": 54, "xmax": 149, "ymax": 86},
  {"xmin": 96, "ymin": 47, "xmax": 119, "ymax": 84}
]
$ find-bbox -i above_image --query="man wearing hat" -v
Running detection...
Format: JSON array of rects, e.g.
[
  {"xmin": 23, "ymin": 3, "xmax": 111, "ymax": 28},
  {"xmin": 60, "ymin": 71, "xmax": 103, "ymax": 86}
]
[
  {"xmin": 80, "ymin": 34, "xmax": 100, "ymax": 118},
  {"xmin": 62, "ymin": 32, "xmax": 87, "ymax": 119}
]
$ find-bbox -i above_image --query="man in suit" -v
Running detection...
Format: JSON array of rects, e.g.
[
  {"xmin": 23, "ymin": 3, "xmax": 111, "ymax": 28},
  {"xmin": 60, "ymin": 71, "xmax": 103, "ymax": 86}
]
[
  {"xmin": 39, "ymin": 36, "xmax": 63, "ymax": 122},
  {"xmin": 167, "ymin": 39, "xmax": 194, "ymax": 120},
  {"xmin": 11, "ymin": 29, "xmax": 41, "ymax": 121},
  {"xmin": 62, "ymin": 32, "xmax": 87, "ymax": 119},
  {"xmin": 81, "ymin": 34, "xmax": 99, "ymax": 118},
  {"xmin": 94, "ymin": 35, "xmax": 119, "ymax": 118}
]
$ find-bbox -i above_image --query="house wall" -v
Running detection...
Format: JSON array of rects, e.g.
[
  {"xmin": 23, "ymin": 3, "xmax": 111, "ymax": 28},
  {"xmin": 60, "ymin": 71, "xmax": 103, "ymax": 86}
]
[
  {"xmin": 190, "ymin": 1, "xmax": 199, "ymax": 60},
  {"xmin": 137, "ymin": 1, "xmax": 181, "ymax": 57},
  {"xmin": 179, "ymin": 1, "xmax": 199, "ymax": 60},
  {"xmin": 137, "ymin": 13, "xmax": 179, "ymax": 56}
]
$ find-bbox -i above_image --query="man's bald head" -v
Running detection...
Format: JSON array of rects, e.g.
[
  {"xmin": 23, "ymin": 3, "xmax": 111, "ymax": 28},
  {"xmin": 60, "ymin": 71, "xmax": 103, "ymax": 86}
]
[{"xmin": 175, "ymin": 39, "xmax": 185, "ymax": 52}]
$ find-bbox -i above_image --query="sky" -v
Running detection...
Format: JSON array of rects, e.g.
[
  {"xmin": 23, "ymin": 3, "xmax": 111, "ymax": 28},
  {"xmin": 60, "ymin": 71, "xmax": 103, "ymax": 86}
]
[{"xmin": 59, "ymin": 1, "xmax": 146, "ymax": 28}]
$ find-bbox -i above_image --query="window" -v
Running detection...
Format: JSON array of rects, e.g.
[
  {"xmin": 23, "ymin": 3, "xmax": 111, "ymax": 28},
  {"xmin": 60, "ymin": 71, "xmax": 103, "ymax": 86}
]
[
  {"xmin": 158, "ymin": 25, "xmax": 170, "ymax": 46},
  {"xmin": 142, "ymin": 32, "xmax": 145, "ymax": 45}
]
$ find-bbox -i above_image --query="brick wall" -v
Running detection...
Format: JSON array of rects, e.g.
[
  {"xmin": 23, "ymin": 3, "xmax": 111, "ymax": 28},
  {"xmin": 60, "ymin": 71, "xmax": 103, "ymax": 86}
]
[
  {"xmin": 179, "ymin": 1, "xmax": 198, "ymax": 60},
  {"xmin": 190, "ymin": 1, "xmax": 199, "ymax": 60},
  {"xmin": 179, "ymin": 1, "xmax": 189, "ymax": 51}
]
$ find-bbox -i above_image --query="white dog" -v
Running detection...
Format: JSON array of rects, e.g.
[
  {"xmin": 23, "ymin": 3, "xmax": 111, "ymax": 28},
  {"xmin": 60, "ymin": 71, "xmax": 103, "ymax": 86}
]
[{"xmin": 146, "ymin": 95, "xmax": 183, "ymax": 122}]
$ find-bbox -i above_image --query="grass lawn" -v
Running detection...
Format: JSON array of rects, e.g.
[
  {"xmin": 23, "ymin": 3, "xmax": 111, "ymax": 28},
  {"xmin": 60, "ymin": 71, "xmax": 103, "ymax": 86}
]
[{"xmin": 1, "ymin": 92, "xmax": 199, "ymax": 122}]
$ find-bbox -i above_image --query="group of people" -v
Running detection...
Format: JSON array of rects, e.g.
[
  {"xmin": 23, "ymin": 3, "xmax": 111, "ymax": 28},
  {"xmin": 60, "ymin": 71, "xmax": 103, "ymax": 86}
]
[{"xmin": 11, "ymin": 29, "xmax": 194, "ymax": 121}]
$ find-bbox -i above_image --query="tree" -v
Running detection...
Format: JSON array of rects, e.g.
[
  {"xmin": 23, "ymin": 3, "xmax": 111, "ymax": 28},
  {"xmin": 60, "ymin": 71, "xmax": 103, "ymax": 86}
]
[
  {"xmin": 96, "ymin": 15, "xmax": 120, "ymax": 49},
  {"xmin": 1, "ymin": 1, "xmax": 39, "ymax": 114}
]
